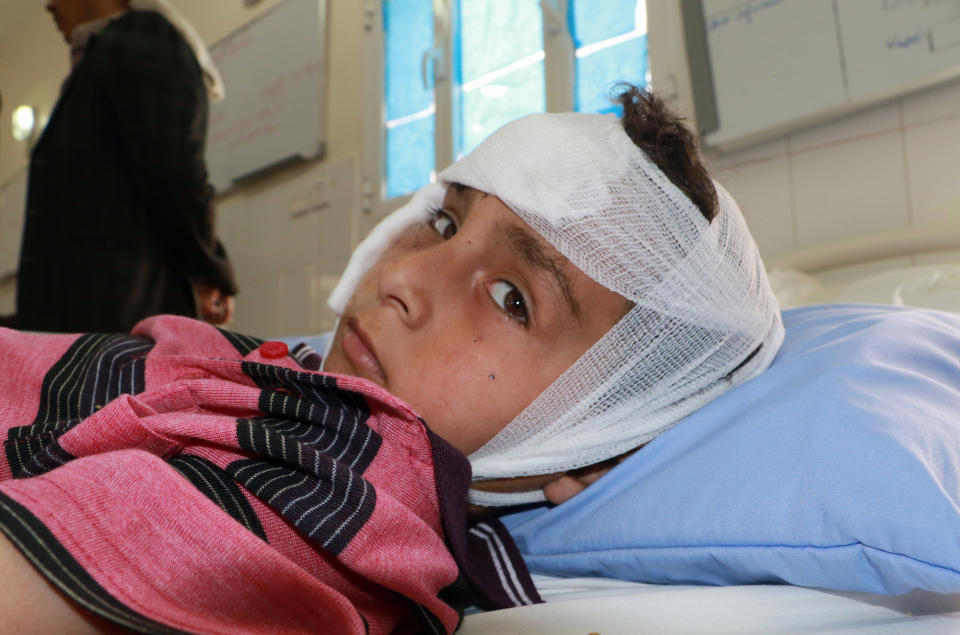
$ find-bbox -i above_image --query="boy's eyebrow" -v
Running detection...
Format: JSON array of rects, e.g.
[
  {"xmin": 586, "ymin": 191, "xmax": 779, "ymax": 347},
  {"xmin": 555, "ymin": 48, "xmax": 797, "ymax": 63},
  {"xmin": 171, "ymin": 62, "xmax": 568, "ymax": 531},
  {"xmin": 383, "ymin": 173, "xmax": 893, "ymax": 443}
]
[
  {"xmin": 447, "ymin": 182, "xmax": 482, "ymax": 211},
  {"xmin": 452, "ymin": 183, "xmax": 581, "ymax": 320},
  {"xmin": 502, "ymin": 223, "xmax": 582, "ymax": 321}
]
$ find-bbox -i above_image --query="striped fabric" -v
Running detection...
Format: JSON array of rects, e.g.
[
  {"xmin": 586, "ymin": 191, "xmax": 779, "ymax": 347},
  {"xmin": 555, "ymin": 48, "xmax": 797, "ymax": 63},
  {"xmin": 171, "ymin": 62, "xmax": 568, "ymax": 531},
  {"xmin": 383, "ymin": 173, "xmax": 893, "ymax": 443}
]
[{"xmin": 0, "ymin": 315, "xmax": 538, "ymax": 634}]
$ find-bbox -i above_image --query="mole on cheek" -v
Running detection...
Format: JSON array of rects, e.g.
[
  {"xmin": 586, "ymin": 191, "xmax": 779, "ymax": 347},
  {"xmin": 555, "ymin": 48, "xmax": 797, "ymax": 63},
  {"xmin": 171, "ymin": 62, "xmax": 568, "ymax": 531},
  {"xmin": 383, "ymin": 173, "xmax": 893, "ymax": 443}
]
[{"xmin": 489, "ymin": 374, "xmax": 495, "ymax": 380}]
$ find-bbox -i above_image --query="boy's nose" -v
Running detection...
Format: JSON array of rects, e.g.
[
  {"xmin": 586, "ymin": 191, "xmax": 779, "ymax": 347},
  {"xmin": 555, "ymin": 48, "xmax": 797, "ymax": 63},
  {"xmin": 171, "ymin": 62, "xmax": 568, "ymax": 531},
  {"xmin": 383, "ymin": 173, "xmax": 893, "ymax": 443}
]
[{"xmin": 376, "ymin": 243, "xmax": 449, "ymax": 329}]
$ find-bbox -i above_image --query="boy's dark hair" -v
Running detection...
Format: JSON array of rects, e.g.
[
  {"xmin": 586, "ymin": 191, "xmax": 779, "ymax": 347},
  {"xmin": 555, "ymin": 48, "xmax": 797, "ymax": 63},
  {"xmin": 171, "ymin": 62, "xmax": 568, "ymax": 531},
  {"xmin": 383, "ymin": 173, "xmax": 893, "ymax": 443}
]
[
  {"xmin": 615, "ymin": 84, "xmax": 718, "ymax": 222},
  {"xmin": 616, "ymin": 84, "xmax": 762, "ymax": 374}
]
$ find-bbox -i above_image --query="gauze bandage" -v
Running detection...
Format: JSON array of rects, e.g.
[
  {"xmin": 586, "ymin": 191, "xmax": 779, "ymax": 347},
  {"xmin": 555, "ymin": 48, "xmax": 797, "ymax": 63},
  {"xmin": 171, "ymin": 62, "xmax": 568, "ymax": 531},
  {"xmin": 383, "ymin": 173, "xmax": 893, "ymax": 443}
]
[{"xmin": 329, "ymin": 112, "xmax": 784, "ymax": 507}]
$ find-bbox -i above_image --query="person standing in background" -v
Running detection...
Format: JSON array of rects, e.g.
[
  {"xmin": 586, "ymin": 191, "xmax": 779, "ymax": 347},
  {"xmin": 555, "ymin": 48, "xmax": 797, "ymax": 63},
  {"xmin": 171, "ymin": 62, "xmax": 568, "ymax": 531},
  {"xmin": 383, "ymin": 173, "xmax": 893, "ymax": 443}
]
[{"xmin": 14, "ymin": 0, "xmax": 237, "ymax": 332}]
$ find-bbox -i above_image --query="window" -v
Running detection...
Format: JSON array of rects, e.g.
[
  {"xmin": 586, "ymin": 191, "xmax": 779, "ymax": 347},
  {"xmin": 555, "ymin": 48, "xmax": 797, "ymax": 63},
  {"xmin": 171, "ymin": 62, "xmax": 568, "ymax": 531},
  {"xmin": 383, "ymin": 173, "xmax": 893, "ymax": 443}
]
[
  {"xmin": 382, "ymin": 1, "xmax": 436, "ymax": 199},
  {"xmin": 368, "ymin": 0, "xmax": 648, "ymax": 208},
  {"xmin": 570, "ymin": 0, "xmax": 648, "ymax": 115},
  {"xmin": 456, "ymin": 0, "xmax": 546, "ymax": 157}
]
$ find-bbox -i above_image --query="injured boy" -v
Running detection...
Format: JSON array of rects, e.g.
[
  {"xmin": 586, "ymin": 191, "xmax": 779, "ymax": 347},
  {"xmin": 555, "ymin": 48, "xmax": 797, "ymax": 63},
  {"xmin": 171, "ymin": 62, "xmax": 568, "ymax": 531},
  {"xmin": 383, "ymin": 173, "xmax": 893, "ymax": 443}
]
[{"xmin": 0, "ymin": 87, "xmax": 782, "ymax": 634}]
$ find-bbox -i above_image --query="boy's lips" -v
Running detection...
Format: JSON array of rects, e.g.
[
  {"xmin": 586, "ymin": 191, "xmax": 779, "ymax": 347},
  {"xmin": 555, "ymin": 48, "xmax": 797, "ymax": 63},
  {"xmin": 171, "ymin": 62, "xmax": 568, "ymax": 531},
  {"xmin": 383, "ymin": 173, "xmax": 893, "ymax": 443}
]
[{"xmin": 341, "ymin": 318, "xmax": 387, "ymax": 384}]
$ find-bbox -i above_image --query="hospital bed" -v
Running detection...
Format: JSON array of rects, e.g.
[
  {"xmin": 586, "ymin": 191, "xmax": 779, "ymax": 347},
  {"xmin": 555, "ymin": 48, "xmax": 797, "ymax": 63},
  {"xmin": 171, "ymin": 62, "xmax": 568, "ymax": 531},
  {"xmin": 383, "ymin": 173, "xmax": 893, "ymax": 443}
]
[
  {"xmin": 767, "ymin": 222, "xmax": 960, "ymax": 314},
  {"xmin": 454, "ymin": 224, "xmax": 960, "ymax": 634},
  {"xmin": 461, "ymin": 577, "xmax": 960, "ymax": 634},
  {"xmin": 282, "ymin": 225, "xmax": 960, "ymax": 633}
]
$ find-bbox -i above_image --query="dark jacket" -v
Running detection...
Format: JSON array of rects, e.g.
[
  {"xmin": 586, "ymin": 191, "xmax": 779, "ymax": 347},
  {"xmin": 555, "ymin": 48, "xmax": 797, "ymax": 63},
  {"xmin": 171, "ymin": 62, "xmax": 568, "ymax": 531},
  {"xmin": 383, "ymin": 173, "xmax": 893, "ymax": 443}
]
[{"xmin": 16, "ymin": 10, "xmax": 237, "ymax": 333}]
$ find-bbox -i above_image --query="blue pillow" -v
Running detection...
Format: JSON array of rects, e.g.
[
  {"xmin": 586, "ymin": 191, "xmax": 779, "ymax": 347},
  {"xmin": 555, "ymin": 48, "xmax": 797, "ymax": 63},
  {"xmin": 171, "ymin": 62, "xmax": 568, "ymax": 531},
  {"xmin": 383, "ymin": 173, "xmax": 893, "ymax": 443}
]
[{"xmin": 499, "ymin": 305, "xmax": 960, "ymax": 595}]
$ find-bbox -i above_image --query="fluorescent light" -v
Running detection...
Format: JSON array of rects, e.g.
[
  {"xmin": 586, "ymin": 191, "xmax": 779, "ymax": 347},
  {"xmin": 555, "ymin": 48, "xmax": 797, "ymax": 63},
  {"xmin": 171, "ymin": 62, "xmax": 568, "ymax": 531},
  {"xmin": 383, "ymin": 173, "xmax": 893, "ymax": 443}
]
[{"xmin": 12, "ymin": 105, "xmax": 35, "ymax": 142}]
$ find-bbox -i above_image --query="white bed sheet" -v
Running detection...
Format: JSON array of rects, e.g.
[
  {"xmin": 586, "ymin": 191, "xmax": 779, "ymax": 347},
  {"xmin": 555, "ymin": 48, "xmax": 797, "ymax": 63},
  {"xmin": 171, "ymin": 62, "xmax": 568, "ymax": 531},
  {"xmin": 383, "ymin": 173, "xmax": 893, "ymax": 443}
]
[
  {"xmin": 769, "ymin": 262, "xmax": 960, "ymax": 312},
  {"xmin": 460, "ymin": 576, "xmax": 960, "ymax": 634}
]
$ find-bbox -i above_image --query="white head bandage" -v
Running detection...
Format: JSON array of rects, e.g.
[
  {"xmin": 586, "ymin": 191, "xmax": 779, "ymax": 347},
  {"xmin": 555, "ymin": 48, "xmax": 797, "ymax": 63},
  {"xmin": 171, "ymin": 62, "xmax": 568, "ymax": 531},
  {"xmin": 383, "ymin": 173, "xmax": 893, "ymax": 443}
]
[{"xmin": 330, "ymin": 112, "xmax": 784, "ymax": 506}]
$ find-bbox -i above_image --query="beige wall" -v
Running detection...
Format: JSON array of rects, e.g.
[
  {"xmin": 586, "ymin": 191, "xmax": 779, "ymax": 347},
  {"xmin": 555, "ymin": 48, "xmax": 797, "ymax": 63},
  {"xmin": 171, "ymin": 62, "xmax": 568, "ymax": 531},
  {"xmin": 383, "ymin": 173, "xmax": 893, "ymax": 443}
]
[
  {"xmin": 0, "ymin": 0, "xmax": 364, "ymax": 335},
  {"xmin": 0, "ymin": 9, "xmax": 67, "ymax": 183}
]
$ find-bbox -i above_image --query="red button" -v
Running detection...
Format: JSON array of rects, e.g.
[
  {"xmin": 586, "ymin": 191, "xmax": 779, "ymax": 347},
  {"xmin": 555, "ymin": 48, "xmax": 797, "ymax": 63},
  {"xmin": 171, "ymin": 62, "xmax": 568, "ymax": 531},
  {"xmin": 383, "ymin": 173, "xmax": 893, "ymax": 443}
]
[{"xmin": 259, "ymin": 341, "xmax": 289, "ymax": 359}]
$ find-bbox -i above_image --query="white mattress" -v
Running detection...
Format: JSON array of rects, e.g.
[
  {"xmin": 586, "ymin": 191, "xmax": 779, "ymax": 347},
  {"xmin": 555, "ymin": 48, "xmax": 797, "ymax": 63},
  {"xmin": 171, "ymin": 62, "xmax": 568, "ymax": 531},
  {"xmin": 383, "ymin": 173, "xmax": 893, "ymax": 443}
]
[{"xmin": 460, "ymin": 575, "xmax": 960, "ymax": 634}]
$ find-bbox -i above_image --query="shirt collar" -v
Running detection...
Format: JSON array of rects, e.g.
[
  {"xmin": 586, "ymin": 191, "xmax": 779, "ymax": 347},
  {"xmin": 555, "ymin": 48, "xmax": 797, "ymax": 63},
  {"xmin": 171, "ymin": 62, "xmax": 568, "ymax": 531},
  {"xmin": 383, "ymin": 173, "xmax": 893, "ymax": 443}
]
[{"xmin": 69, "ymin": 10, "xmax": 127, "ymax": 69}]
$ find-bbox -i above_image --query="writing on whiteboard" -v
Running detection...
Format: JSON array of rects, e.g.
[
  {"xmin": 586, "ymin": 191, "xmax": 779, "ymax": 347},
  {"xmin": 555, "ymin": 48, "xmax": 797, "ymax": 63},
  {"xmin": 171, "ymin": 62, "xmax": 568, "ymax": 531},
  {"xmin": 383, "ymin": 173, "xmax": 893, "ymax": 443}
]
[
  {"xmin": 203, "ymin": 0, "xmax": 325, "ymax": 191},
  {"xmin": 881, "ymin": 0, "xmax": 960, "ymax": 51},
  {"xmin": 211, "ymin": 34, "xmax": 252, "ymax": 64},
  {"xmin": 884, "ymin": 20, "xmax": 960, "ymax": 52},
  {"xmin": 887, "ymin": 31, "xmax": 925, "ymax": 49},
  {"xmin": 882, "ymin": 0, "xmax": 956, "ymax": 11},
  {"xmin": 707, "ymin": 0, "xmax": 785, "ymax": 32},
  {"xmin": 209, "ymin": 61, "xmax": 319, "ymax": 149}
]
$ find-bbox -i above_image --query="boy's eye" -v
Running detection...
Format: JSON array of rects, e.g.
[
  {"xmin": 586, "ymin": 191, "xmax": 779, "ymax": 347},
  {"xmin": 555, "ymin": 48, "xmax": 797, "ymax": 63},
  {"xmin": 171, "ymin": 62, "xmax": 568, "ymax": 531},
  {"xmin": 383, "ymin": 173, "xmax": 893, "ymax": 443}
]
[
  {"xmin": 428, "ymin": 210, "xmax": 457, "ymax": 240},
  {"xmin": 487, "ymin": 280, "xmax": 528, "ymax": 324}
]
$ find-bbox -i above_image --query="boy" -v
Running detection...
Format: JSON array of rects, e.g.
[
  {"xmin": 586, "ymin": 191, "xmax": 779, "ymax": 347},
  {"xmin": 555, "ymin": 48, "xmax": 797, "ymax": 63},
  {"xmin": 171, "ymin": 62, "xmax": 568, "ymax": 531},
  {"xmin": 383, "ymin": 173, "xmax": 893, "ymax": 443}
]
[
  {"xmin": 0, "ymin": 88, "xmax": 781, "ymax": 632},
  {"xmin": 324, "ymin": 85, "xmax": 783, "ymax": 507}
]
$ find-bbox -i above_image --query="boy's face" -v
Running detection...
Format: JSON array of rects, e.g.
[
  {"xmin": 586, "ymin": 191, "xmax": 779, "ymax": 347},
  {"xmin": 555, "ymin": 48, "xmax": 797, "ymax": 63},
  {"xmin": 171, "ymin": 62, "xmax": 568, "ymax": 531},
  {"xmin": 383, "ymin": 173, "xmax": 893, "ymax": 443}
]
[{"xmin": 323, "ymin": 185, "xmax": 630, "ymax": 456}]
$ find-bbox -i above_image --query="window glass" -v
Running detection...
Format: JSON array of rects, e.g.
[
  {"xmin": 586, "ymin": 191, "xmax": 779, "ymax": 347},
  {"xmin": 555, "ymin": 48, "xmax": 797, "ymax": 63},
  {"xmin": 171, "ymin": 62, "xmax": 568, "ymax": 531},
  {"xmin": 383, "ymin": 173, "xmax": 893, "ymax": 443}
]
[
  {"xmin": 383, "ymin": 0, "xmax": 436, "ymax": 197},
  {"xmin": 456, "ymin": 0, "xmax": 546, "ymax": 157},
  {"xmin": 379, "ymin": 0, "xmax": 649, "ymax": 200},
  {"xmin": 570, "ymin": 0, "xmax": 648, "ymax": 114}
]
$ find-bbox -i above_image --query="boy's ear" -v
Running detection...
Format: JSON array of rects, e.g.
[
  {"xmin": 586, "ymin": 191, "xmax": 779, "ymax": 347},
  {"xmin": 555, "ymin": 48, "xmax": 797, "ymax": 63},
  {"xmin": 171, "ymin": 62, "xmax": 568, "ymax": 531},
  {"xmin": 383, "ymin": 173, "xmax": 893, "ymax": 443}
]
[
  {"xmin": 541, "ymin": 459, "xmax": 621, "ymax": 504},
  {"xmin": 541, "ymin": 474, "xmax": 589, "ymax": 505},
  {"xmin": 541, "ymin": 448, "xmax": 644, "ymax": 505},
  {"xmin": 466, "ymin": 471, "xmax": 603, "ymax": 516},
  {"xmin": 467, "ymin": 449, "xmax": 641, "ymax": 512}
]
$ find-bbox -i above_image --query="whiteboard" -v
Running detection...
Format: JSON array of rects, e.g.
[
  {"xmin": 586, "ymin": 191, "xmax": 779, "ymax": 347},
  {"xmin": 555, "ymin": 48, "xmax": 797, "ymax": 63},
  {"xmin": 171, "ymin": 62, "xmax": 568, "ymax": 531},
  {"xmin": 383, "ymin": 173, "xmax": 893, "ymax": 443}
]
[
  {"xmin": 695, "ymin": 0, "xmax": 960, "ymax": 150},
  {"xmin": 839, "ymin": 0, "xmax": 960, "ymax": 100},
  {"xmin": 205, "ymin": 0, "xmax": 327, "ymax": 191}
]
